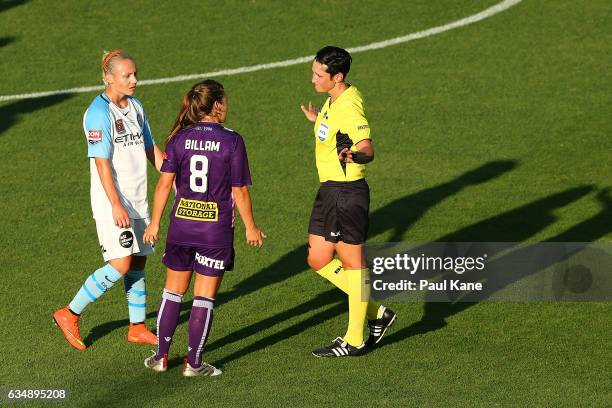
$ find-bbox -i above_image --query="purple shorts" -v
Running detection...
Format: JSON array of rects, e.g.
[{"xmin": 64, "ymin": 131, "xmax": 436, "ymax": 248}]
[{"xmin": 163, "ymin": 243, "xmax": 235, "ymax": 277}]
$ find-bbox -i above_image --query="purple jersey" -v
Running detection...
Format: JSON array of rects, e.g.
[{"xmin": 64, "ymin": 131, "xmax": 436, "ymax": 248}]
[{"xmin": 161, "ymin": 123, "xmax": 252, "ymax": 248}]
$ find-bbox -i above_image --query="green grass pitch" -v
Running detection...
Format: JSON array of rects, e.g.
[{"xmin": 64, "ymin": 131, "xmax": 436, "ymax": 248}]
[{"xmin": 0, "ymin": 0, "xmax": 610, "ymax": 406}]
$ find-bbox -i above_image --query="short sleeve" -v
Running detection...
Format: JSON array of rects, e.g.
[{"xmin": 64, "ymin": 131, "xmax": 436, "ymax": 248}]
[
  {"xmin": 142, "ymin": 111, "xmax": 155, "ymax": 149},
  {"xmin": 160, "ymin": 136, "xmax": 179, "ymax": 173},
  {"xmin": 85, "ymin": 106, "xmax": 112, "ymax": 159},
  {"xmin": 339, "ymin": 103, "xmax": 371, "ymax": 145},
  {"xmin": 231, "ymin": 135, "xmax": 252, "ymax": 186}
]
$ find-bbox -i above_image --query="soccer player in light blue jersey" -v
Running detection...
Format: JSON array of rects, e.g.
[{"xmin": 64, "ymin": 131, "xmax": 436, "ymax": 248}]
[{"xmin": 53, "ymin": 50, "xmax": 164, "ymax": 350}]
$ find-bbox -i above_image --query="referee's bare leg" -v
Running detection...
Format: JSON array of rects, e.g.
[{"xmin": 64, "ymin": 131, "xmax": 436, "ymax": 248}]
[{"xmin": 307, "ymin": 234, "xmax": 335, "ymax": 271}]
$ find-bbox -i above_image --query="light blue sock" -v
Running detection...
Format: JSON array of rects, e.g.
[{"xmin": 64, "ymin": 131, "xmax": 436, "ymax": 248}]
[
  {"xmin": 124, "ymin": 269, "xmax": 147, "ymax": 323},
  {"xmin": 69, "ymin": 264, "xmax": 122, "ymax": 314}
]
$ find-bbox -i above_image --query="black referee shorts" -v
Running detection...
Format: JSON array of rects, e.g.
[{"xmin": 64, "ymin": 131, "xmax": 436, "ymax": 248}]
[{"xmin": 308, "ymin": 179, "xmax": 370, "ymax": 244}]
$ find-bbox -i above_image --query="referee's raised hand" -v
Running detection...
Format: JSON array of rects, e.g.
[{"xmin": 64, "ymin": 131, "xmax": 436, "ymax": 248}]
[{"xmin": 300, "ymin": 101, "xmax": 318, "ymax": 123}]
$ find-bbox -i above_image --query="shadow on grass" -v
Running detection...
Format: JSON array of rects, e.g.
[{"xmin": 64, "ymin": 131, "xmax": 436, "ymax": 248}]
[
  {"xmin": 88, "ymin": 167, "xmax": 609, "ymax": 364},
  {"xmin": 224, "ymin": 160, "xmax": 519, "ymax": 304},
  {"xmin": 382, "ymin": 185, "xmax": 612, "ymax": 348},
  {"xmin": 167, "ymin": 297, "xmax": 346, "ymax": 370},
  {"xmin": 0, "ymin": 36, "xmax": 16, "ymax": 48},
  {"xmin": 84, "ymin": 160, "xmax": 518, "ymax": 347},
  {"xmin": 84, "ymin": 164, "xmax": 610, "ymax": 406},
  {"xmin": 0, "ymin": 0, "xmax": 27, "ymax": 13},
  {"xmin": 0, "ymin": 94, "xmax": 74, "ymax": 136},
  {"xmin": 83, "ymin": 300, "xmax": 193, "ymax": 346},
  {"xmin": 206, "ymin": 288, "xmax": 346, "ymax": 361},
  {"xmin": 215, "ymin": 184, "xmax": 606, "ymax": 361},
  {"xmin": 203, "ymin": 161, "xmax": 522, "ymax": 362},
  {"xmin": 369, "ymin": 160, "xmax": 519, "ymax": 241}
]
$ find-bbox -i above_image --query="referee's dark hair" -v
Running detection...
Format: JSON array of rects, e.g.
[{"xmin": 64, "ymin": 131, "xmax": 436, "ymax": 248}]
[{"xmin": 315, "ymin": 46, "xmax": 352, "ymax": 79}]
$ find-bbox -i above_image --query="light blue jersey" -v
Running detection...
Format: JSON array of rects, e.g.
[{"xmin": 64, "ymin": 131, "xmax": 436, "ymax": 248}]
[{"xmin": 83, "ymin": 93, "xmax": 155, "ymax": 219}]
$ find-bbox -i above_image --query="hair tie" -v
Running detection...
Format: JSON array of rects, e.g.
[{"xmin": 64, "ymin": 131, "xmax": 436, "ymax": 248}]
[{"xmin": 101, "ymin": 49, "xmax": 123, "ymax": 71}]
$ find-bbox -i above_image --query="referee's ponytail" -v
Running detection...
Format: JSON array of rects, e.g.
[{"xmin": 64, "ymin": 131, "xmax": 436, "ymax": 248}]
[{"xmin": 166, "ymin": 79, "xmax": 225, "ymax": 147}]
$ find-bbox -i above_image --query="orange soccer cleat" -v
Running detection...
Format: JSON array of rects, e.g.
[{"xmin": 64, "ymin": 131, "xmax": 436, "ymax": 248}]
[
  {"xmin": 127, "ymin": 324, "xmax": 157, "ymax": 345},
  {"xmin": 53, "ymin": 307, "xmax": 86, "ymax": 351}
]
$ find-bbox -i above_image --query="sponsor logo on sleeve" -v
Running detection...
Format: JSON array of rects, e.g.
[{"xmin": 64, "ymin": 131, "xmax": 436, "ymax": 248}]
[
  {"xmin": 175, "ymin": 198, "xmax": 218, "ymax": 222},
  {"xmin": 357, "ymin": 124, "xmax": 369, "ymax": 131},
  {"xmin": 137, "ymin": 112, "xmax": 143, "ymax": 127},
  {"xmin": 162, "ymin": 151, "xmax": 168, "ymax": 160},
  {"xmin": 119, "ymin": 231, "xmax": 134, "ymax": 248},
  {"xmin": 88, "ymin": 130, "xmax": 102, "ymax": 144},
  {"xmin": 115, "ymin": 119, "xmax": 126, "ymax": 134}
]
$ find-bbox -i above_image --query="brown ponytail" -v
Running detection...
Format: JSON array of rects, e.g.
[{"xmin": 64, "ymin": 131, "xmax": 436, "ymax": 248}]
[{"xmin": 165, "ymin": 80, "xmax": 225, "ymax": 147}]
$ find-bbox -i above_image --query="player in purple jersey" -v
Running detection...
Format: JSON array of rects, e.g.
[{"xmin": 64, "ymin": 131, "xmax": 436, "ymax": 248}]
[{"xmin": 142, "ymin": 80, "xmax": 266, "ymax": 377}]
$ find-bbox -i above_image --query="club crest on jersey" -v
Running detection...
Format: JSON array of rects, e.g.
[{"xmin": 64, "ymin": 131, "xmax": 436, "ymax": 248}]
[
  {"xmin": 115, "ymin": 119, "xmax": 126, "ymax": 134},
  {"xmin": 88, "ymin": 130, "xmax": 102, "ymax": 144}
]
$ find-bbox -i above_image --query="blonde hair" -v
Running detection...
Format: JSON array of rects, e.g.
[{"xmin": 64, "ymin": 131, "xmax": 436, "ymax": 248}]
[{"xmin": 101, "ymin": 49, "xmax": 134, "ymax": 85}]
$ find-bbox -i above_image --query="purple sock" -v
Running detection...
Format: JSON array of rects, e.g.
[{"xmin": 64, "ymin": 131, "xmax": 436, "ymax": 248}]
[
  {"xmin": 155, "ymin": 289, "xmax": 183, "ymax": 360},
  {"xmin": 188, "ymin": 296, "xmax": 215, "ymax": 368}
]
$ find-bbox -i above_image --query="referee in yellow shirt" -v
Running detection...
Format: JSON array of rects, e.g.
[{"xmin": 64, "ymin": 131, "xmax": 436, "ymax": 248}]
[{"xmin": 301, "ymin": 46, "xmax": 396, "ymax": 358}]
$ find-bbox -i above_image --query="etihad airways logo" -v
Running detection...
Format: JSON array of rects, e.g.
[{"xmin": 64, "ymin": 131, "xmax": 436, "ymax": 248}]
[{"xmin": 114, "ymin": 133, "xmax": 144, "ymax": 145}]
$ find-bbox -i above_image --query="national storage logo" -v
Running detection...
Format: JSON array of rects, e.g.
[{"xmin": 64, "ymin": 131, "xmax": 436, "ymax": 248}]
[{"xmin": 175, "ymin": 198, "xmax": 218, "ymax": 222}]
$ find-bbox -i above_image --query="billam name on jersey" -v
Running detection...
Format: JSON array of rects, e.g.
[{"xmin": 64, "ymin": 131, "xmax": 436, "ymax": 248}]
[{"xmin": 185, "ymin": 139, "xmax": 220, "ymax": 152}]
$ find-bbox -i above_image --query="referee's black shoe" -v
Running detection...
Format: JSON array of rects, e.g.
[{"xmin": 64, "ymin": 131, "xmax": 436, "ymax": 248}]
[
  {"xmin": 312, "ymin": 337, "xmax": 368, "ymax": 358},
  {"xmin": 365, "ymin": 307, "xmax": 397, "ymax": 347}
]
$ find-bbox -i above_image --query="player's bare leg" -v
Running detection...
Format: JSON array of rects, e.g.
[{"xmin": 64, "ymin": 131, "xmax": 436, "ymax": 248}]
[
  {"xmin": 335, "ymin": 241, "xmax": 366, "ymax": 270},
  {"xmin": 307, "ymin": 234, "xmax": 335, "ymax": 271},
  {"xmin": 308, "ymin": 234, "xmax": 352, "ymax": 292},
  {"xmin": 165, "ymin": 268, "xmax": 193, "ymax": 294},
  {"xmin": 108, "ymin": 255, "xmax": 133, "ymax": 275},
  {"xmin": 130, "ymin": 255, "xmax": 147, "ymax": 271}
]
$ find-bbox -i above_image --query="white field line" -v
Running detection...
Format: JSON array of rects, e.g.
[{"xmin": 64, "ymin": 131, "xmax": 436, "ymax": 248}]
[{"xmin": 0, "ymin": 0, "xmax": 522, "ymax": 102}]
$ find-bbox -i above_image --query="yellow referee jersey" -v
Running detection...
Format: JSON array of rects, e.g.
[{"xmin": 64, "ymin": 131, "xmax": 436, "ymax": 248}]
[{"xmin": 313, "ymin": 85, "xmax": 371, "ymax": 182}]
